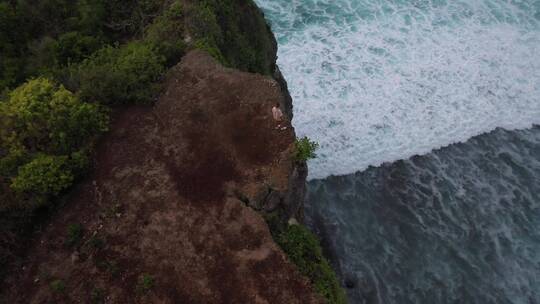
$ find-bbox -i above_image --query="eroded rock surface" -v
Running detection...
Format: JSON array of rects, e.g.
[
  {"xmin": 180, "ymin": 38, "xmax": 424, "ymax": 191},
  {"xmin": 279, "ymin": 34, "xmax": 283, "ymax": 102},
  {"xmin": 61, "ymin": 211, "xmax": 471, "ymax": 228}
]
[{"xmin": 2, "ymin": 51, "xmax": 320, "ymax": 304}]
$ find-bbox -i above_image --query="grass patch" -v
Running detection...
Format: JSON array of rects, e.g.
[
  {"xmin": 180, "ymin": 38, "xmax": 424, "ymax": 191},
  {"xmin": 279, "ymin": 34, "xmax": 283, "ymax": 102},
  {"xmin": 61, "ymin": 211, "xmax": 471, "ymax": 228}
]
[
  {"xmin": 136, "ymin": 273, "xmax": 155, "ymax": 295},
  {"xmin": 276, "ymin": 224, "xmax": 347, "ymax": 304},
  {"xmin": 90, "ymin": 287, "xmax": 105, "ymax": 304},
  {"xmin": 50, "ymin": 279, "xmax": 66, "ymax": 293},
  {"xmin": 65, "ymin": 223, "xmax": 84, "ymax": 248},
  {"xmin": 96, "ymin": 259, "xmax": 119, "ymax": 277},
  {"xmin": 87, "ymin": 236, "xmax": 105, "ymax": 250}
]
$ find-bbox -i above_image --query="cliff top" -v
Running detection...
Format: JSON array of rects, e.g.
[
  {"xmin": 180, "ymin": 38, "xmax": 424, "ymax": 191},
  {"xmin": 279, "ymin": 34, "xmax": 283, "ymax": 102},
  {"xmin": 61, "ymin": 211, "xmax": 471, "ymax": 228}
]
[{"xmin": 1, "ymin": 51, "xmax": 321, "ymax": 304}]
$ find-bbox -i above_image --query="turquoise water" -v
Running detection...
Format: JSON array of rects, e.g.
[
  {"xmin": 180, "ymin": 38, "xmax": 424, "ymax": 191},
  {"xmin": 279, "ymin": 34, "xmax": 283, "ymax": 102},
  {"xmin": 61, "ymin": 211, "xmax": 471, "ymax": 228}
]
[
  {"xmin": 255, "ymin": 0, "xmax": 540, "ymax": 303},
  {"xmin": 256, "ymin": 0, "xmax": 540, "ymax": 179},
  {"xmin": 306, "ymin": 127, "xmax": 540, "ymax": 303}
]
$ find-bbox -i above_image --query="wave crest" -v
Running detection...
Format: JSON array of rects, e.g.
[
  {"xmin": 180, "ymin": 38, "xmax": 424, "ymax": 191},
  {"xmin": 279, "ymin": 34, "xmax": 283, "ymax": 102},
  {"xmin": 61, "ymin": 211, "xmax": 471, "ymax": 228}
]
[{"xmin": 256, "ymin": 0, "xmax": 540, "ymax": 179}]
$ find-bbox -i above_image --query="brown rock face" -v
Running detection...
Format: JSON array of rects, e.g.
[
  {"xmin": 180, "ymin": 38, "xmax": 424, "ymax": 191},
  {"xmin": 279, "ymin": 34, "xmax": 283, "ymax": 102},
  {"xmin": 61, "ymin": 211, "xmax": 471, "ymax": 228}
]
[{"xmin": 1, "ymin": 51, "xmax": 320, "ymax": 304}]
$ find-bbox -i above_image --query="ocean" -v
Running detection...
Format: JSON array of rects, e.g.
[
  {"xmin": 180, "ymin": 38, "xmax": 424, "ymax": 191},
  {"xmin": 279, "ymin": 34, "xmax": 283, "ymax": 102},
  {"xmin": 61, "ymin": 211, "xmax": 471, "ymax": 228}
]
[{"xmin": 255, "ymin": 0, "xmax": 540, "ymax": 303}]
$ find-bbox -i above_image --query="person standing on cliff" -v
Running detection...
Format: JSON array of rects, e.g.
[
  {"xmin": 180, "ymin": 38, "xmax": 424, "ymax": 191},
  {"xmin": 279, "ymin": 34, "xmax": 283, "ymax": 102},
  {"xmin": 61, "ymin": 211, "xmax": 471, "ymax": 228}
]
[{"xmin": 272, "ymin": 103, "xmax": 287, "ymax": 130}]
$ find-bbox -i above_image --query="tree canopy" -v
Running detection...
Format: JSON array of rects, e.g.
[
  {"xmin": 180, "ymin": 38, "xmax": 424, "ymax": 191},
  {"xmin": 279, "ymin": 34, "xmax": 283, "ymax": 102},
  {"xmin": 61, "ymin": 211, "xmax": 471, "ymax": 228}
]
[{"xmin": 0, "ymin": 78, "xmax": 108, "ymax": 202}]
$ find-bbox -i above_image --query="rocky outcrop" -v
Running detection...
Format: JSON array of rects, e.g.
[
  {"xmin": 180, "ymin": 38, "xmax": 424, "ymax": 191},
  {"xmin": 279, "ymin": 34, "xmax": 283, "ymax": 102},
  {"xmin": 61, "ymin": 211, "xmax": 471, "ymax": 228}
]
[
  {"xmin": 1, "ymin": 51, "xmax": 321, "ymax": 303},
  {"xmin": 1, "ymin": 0, "xmax": 319, "ymax": 300}
]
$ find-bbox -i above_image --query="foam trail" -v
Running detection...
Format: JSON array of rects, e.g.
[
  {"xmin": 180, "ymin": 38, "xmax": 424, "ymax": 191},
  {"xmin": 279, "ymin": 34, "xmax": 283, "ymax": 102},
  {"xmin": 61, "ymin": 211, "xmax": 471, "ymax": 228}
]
[
  {"xmin": 255, "ymin": 0, "xmax": 540, "ymax": 179},
  {"xmin": 305, "ymin": 127, "xmax": 540, "ymax": 303}
]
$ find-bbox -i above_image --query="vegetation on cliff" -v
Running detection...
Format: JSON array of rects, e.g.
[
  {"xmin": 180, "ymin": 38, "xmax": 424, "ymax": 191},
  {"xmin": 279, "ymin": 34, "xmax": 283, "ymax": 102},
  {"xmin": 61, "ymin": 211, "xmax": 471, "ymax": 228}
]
[
  {"xmin": 294, "ymin": 136, "xmax": 320, "ymax": 162},
  {"xmin": 1, "ymin": 1, "xmax": 344, "ymax": 302},
  {"xmin": 265, "ymin": 210, "xmax": 347, "ymax": 304},
  {"xmin": 1, "ymin": 78, "xmax": 108, "ymax": 200},
  {"xmin": 277, "ymin": 224, "xmax": 347, "ymax": 304},
  {"xmin": 73, "ymin": 42, "xmax": 166, "ymax": 105},
  {"xmin": 0, "ymin": 0, "xmax": 277, "ymax": 284}
]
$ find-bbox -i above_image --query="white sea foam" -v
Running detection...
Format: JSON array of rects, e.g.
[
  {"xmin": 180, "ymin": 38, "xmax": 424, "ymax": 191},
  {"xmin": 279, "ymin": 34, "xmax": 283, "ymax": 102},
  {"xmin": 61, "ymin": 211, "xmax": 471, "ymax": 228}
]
[{"xmin": 255, "ymin": 0, "xmax": 540, "ymax": 179}]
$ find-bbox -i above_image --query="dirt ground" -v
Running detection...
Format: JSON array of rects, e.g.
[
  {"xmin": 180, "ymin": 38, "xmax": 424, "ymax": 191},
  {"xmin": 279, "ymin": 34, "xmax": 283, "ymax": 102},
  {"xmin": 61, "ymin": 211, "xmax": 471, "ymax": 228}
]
[{"xmin": 0, "ymin": 51, "xmax": 322, "ymax": 304}]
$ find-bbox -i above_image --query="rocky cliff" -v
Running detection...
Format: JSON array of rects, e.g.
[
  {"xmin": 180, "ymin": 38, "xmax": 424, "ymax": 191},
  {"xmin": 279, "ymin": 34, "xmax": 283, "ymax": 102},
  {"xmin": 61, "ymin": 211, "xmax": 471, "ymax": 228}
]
[
  {"xmin": 1, "ymin": 50, "xmax": 320, "ymax": 303},
  {"xmin": 0, "ymin": 0, "xmax": 338, "ymax": 302}
]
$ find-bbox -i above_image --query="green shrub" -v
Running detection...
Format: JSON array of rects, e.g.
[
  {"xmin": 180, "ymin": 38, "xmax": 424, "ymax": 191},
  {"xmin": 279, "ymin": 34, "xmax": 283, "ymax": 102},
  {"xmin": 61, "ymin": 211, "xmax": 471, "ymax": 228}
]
[
  {"xmin": 73, "ymin": 42, "xmax": 166, "ymax": 105},
  {"xmin": 66, "ymin": 223, "xmax": 84, "ymax": 247},
  {"xmin": 96, "ymin": 259, "xmax": 119, "ymax": 277},
  {"xmin": 136, "ymin": 273, "xmax": 155, "ymax": 294},
  {"xmin": 187, "ymin": 2, "xmax": 222, "ymax": 45},
  {"xmin": 74, "ymin": 0, "xmax": 107, "ymax": 35},
  {"xmin": 68, "ymin": 149, "xmax": 91, "ymax": 176},
  {"xmin": 277, "ymin": 224, "xmax": 347, "ymax": 304},
  {"xmin": 50, "ymin": 279, "xmax": 66, "ymax": 293},
  {"xmin": 88, "ymin": 236, "xmax": 105, "ymax": 249},
  {"xmin": 0, "ymin": 144, "xmax": 28, "ymax": 178},
  {"xmin": 0, "ymin": 78, "xmax": 107, "ymax": 204},
  {"xmin": 194, "ymin": 39, "xmax": 226, "ymax": 65},
  {"xmin": 0, "ymin": 78, "xmax": 108, "ymax": 156},
  {"xmin": 102, "ymin": 0, "xmax": 164, "ymax": 39},
  {"xmin": 294, "ymin": 137, "xmax": 319, "ymax": 162},
  {"xmin": 185, "ymin": 0, "xmax": 276, "ymax": 75},
  {"xmin": 54, "ymin": 31, "xmax": 103, "ymax": 66},
  {"xmin": 0, "ymin": 56, "xmax": 25, "ymax": 93},
  {"xmin": 90, "ymin": 287, "xmax": 105, "ymax": 304},
  {"xmin": 26, "ymin": 37, "xmax": 59, "ymax": 77},
  {"xmin": 0, "ymin": 2, "xmax": 28, "ymax": 90},
  {"xmin": 144, "ymin": 1, "xmax": 187, "ymax": 65},
  {"xmin": 11, "ymin": 155, "xmax": 73, "ymax": 197}
]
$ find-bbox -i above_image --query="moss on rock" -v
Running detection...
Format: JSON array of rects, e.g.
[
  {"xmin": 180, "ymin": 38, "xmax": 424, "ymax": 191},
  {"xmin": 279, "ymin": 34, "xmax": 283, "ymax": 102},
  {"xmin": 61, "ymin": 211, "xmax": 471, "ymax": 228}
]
[
  {"xmin": 185, "ymin": 0, "xmax": 277, "ymax": 75},
  {"xmin": 276, "ymin": 223, "xmax": 348, "ymax": 304}
]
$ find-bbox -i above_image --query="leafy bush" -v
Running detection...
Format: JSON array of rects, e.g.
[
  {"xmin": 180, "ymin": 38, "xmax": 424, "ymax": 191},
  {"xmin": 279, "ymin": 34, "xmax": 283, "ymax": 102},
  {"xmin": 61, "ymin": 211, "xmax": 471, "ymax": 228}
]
[
  {"xmin": 50, "ymin": 279, "xmax": 66, "ymax": 293},
  {"xmin": 0, "ymin": 0, "xmax": 173, "ymax": 288},
  {"xmin": 0, "ymin": 2, "xmax": 29, "ymax": 90},
  {"xmin": 194, "ymin": 38, "xmax": 226, "ymax": 65},
  {"xmin": 74, "ymin": 0, "xmax": 107, "ymax": 35},
  {"xmin": 277, "ymin": 224, "xmax": 347, "ymax": 304},
  {"xmin": 0, "ymin": 78, "xmax": 108, "ymax": 157},
  {"xmin": 11, "ymin": 155, "xmax": 73, "ymax": 197},
  {"xmin": 0, "ymin": 144, "xmax": 28, "ymax": 179},
  {"xmin": 102, "ymin": 0, "xmax": 164, "ymax": 39},
  {"xmin": 73, "ymin": 42, "xmax": 166, "ymax": 105},
  {"xmin": 187, "ymin": 2, "xmax": 222, "ymax": 45},
  {"xmin": 0, "ymin": 78, "xmax": 107, "ymax": 203},
  {"xmin": 90, "ymin": 287, "xmax": 105, "ymax": 304},
  {"xmin": 183, "ymin": 0, "xmax": 276, "ymax": 74},
  {"xmin": 66, "ymin": 223, "xmax": 84, "ymax": 247},
  {"xmin": 294, "ymin": 137, "xmax": 319, "ymax": 162},
  {"xmin": 144, "ymin": 1, "xmax": 187, "ymax": 66},
  {"xmin": 26, "ymin": 37, "xmax": 59, "ymax": 77},
  {"xmin": 136, "ymin": 273, "xmax": 155, "ymax": 294},
  {"xmin": 54, "ymin": 32, "xmax": 103, "ymax": 66},
  {"xmin": 88, "ymin": 236, "xmax": 105, "ymax": 250}
]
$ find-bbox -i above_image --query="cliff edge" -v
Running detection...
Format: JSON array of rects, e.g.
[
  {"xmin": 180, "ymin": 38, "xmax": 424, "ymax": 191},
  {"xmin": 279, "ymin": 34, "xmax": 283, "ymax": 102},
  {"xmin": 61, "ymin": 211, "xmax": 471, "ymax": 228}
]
[{"xmin": 1, "ymin": 51, "xmax": 321, "ymax": 303}]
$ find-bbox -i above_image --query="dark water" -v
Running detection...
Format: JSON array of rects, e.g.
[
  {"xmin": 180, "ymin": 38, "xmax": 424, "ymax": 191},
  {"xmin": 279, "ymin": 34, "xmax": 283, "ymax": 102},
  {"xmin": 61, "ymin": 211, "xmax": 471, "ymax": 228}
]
[{"xmin": 306, "ymin": 127, "xmax": 540, "ymax": 304}]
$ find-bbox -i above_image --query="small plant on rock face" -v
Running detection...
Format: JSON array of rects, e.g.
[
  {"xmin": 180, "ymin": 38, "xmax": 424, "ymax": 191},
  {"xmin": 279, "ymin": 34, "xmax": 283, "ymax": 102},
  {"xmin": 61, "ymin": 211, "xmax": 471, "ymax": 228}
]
[
  {"xmin": 294, "ymin": 136, "xmax": 319, "ymax": 162},
  {"xmin": 38, "ymin": 266, "xmax": 51, "ymax": 281},
  {"xmin": 95, "ymin": 259, "xmax": 119, "ymax": 277},
  {"xmin": 50, "ymin": 279, "xmax": 66, "ymax": 293},
  {"xmin": 66, "ymin": 223, "xmax": 84, "ymax": 247},
  {"xmin": 277, "ymin": 224, "xmax": 347, "ymax": 304},
  {"xmin": 88, "ymin": 236, "xmax": 105, "ymax": 250},
  {"xmin": 136, "ymin": 273, "xmax": 155, "ymax": 294},
  {"xmin": 90, "ymin": 287, "xmax": 105, "ymax": 304}
]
